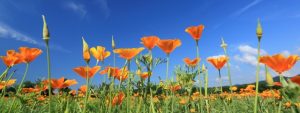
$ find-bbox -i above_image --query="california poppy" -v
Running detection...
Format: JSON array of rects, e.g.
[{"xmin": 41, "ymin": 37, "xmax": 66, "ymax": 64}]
[
  {"xmin": 43, "ymin": 77, "xmax": 77, "ymax": 89},
  {"xmin": 73, "ymin": 66, "xmax": 101, "ymax": 79},
  {"xmin": 183, "ymin": 57, "xmax": 200, "ymax": 67},
  {"xmin": 136, "ymin": 70, "xmax": 150, "ymax": 79},
  {"xmin": 112, "ymin": 92, "xmax": 125, "ymax": 106},
  {"xmin": 170, "ymin": 84, "xmax": 181, "ymax": 92},
  {"xmin": 114, "ymin": 67, "xmax": 129, "ymax": 81},
  {"xmin": 22, "ymin": 86, "xmax": 42, "ymax": 93},
  {"xmin": 207, "ymin": 55, "xmax": 228, "ymax": 70},
  {"xmin": 79, "ymin": 85, "xmax": 87, "ymax": 94},
  {"xmin": 259, "ymin": 54, "xmax": 299, "ymax": 74},
  {"xmin": 90, "ymin": 46, "xmax": 111, "ymax": 62},
  {"xmin": 100, "ymin": 66, "xmax": 119, "ymax": 77},
  {"xmin": 157, "ymin": 39, "xmax": 181, "ymax": 55},
  {"xmin": 82, "ymin": 37, "xmax": 90, "ymax": 63},
  {"xmin": 0, "ymin": 79, "xmax": 16, "ymax": 90},
  {"xmin": 19, "ymin": 47, "xmax": 42, "ymax": 63},
  {"xmin": 1, "ymin": 50, "xmax": 25, "ymax": 67},
  {"xmin": 185, "ymin": 24, "xmax": 205, "ymax": 41},
  {"xmin": 113, "ymin": 47, "xmax": 144, "ymax": 60},
  {"xmin": 141, "ymin": 36, "xmax": 160, "ymax": 50}
]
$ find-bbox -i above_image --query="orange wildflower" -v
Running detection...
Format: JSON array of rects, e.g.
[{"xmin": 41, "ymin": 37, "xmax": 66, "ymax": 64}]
[
  {"xmin": 112, "ymin": 92, "xmax": 125, "ymax": 106},
  {"xmin": 1, "ymin": 50, "xmax": 24, "ymax": 67},
  {"xmin": 22, "ymin": 86, "xmax": 41, "ymax": 93},
  {"xmin": 207, "ymin": 55, "xmax": 228, "ymax": 70},
  {"xmin": 79, "ymin": 85, "xmax": 87, "ymax": 94},
  {"xmin": 69, "ymin": 90, "xmax": 77, "ymax": 96},
  {"xmin": 140, "ymin": 36, "xmax": 160, "ymax": 50},
  {"xmin": 170, "ymin": 84, "xmax": 181, "ymax": 92},
  {"xmin": 19, "ymin": 47, "xmax": 42, "ymax": 63},
  {"xmin": 100, "ymin": 66, "xmax": 119, "ymax": 77},
  {"xmin": 90, "ymin": 46, "xmax": 110, "ymax": 62},
  {"xmin": 43, "ymin": 77, "xmax": 77, "ymax": 89},
  {"xmin": 113, "ymin": 47, "xmax": 144, "ymax": 60},
  {"xmin": 183, "ymin": 57, "xmax": 200, "ymax": 67},
  {"xmin": 136, "ymin": 70, "xmax": 150, "ymax": 79},
  {"xmin": 185, "ymin": 24, "xmax": 205, "ymax": 41},
  {"xmin": 259, "ymin": 54, "xmax": 299, "ymax": 74},
  {"xmin": 157, "ymin": 39, "xmax": 181, "ymax": 55},
  {"xmin": 0, "ymin": 79, "xmax": 16, "ymax": 90},
  {"xmin": 290, "ymin": 75, "xmax": 300, "ymax": 85},
  {"xmin": 114, "ymin": 67, "xmax": 129, "ymax": 81},
  {"xmin": 73, "ymin": 66, "xmax": 101, "ymax": 79}
]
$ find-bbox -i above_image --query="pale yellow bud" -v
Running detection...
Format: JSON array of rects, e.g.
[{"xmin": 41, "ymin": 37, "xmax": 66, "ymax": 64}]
[
  {"xmin": 82, "ymin": 37, "xmax": 90, "ymax": 63},
  {"xmin": 220, "ymin": 37, "xmax": 227, "ymax": 48},
  {"xmin": 42, "ymin": 15, "xmax": 50, "ymax": 40},
  {"xmin": 112, "ymin": 35, "xmax": 116, "ymax": 49}
]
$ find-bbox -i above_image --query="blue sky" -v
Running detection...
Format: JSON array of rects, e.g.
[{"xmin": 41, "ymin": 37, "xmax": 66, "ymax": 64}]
[{"xmin": 1, "ymin": 0, "xmax": 300, "ymax": 88}]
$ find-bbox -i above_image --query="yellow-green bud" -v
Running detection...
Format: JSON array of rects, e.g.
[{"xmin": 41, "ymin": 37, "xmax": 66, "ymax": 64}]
[
  {"xmin": 256, "ymin": 18, "xmax": 263, "ymax": 40},
  {"xmin": 112, "ymin": 35, "xmax": 116, "ymax": 49},
  {"xmin": 42, "ymin": 15, "xmax": 50, "ymax": 40}
]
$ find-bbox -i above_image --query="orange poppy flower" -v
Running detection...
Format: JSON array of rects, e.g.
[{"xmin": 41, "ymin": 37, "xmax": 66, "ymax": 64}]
[
  {"xmin": 19, "ymin": 47, "xmax": 42, "ymax": 63},
  {"xmin": 82, "ymin": 37, "xmax": 90, "ymax": 63},
  {"xmin": 183, "ymin": 57, "xmax": 200, "ymax": 67},
  {"xmin": 90, "ymin": 46, "xmax": 111, "ymax": 62},
  {"xmin": 140, "ymin": 36, "xmax": 160, "ymax": 50},
  {"xmin": 43, "ymin": 77, "xmax": 77, "ymax": 89},
  {"xmin": 1, "ymin": 50, "xmax": 24, "ymax": 67},
  {"xmin": 259, "ymin": 54, "xmax": 299, "ymax": 74},
  {"xmin": 207, "ymin": 55, "xmax": 228, "ymax": 70},
  {"xmin": 114, "ymin": 67, "xmax": 129, "ymax": 81},
  {"xmin": 113, "ymin": 47, "xmax": 144, "ymax": 60},
  {"xmin": 136, "ymin": 70, "xmax": 150, "ymax": 79},
  {"xmin": 170, "ymin": 84, "xmax": 181, "ymax": 92},
  {"xmin": 0, "ymin": 79, "xmax": 16, "ymax": 90},
  {"xmin": 73, "ymin": 66, "xmax": 101, "ymax": 79},
  {"xmin": 112, "ymin": 92, "xmax": 125, "ymax": 106},
  {"xmin": 79, "ymin": 85, "xmax": 87, "ymax": 94},
  {"xmin": 185, "ymin": 24, "xmax": 205, "ymax": 41},
  {"xmin": 157, "ymin": 39, "xmax": 181, "ymax": 55},
  {"xmin": 100, "ymin": 66, "xmax": 119, "ymax": 77},
  {"xmin": 22, "ymin": 86, "xmax": 41, "ymax": 93}
]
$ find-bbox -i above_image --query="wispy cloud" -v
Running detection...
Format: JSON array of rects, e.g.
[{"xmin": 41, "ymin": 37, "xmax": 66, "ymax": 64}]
[
  {"xmin": 65, "ymin": 1, "xmax": 87, "ymax": 18},
  {"xmin": 231, "ymin": 0, "xmax": 263, "ymax": 17},
  {"xmin": 0, "ymin": 22, "xmax": 71, "ymax": 53}
]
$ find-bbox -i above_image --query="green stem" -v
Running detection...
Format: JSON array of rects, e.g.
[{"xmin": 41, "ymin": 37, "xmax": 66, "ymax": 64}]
[
  {"xmin": 166, "ymin": 54, "xmax": 169, "ymax": 80},
  {"xmin": 254, "ymin": 40, "xmax": 261, "ymax": 113},
  {"xmin": 17, "ymin": 63, "xmax": 29, "ymax": 93},
  {"xmin": 0, "ymin": 67, "xmax": 10, "ymax": 80},
  {"xmin": 218, "ymin": 69, "xmax": 223, "ymax": 93},
  {"xmin": 45, "ymin": 40, "xmax": 52, "ymax": 113},
  {"xmin": 223, "ymin": 48, "xmax": 232, "ymax": 93},
  {"xmin": 83, "ymin": 64, "xmax": 90, "ymax": 113},
  {"xmin": 127, "ymin": 60, "xmax": 131, "ymax": 113}
]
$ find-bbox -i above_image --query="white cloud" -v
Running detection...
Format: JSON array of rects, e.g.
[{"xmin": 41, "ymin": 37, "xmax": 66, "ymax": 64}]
[
  {"xmin": 281, "ymin": 50, "xmax": 290, "ymax": 56},
  {"xmin": 234, "ymin": 45, "xmax": 266, "ymax": 66},
  {"xmin": 65, "ymin": 2, "xmax": 87, "ymax": 18}
]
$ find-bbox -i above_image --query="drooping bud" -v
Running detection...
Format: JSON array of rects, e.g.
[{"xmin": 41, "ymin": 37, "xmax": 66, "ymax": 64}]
[
  {"xmin": 201, "ymin": 64, "xmax": 207, "ymax": 72},
  {"xmin": 112, "ymin": 35, "xmax": 116, "ymax": 49},
  {"xmin": 256, "ymin": 18, "xmax": 263, "ymax": 41},
  {"xmin": 82, "ymin": 37, "xmax": 90, "ymax": 63},
  {"xmin": 42, "ymin": 15, "xmax": 50, "ymax": 40}
]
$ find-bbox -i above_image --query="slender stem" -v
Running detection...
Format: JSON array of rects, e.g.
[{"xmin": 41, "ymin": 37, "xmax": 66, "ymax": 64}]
[
  {"xmin": 45, "ymin": 40, "xmax": 52, "ymax": 113},
  {"xmin": 83, "ymin": 64, "xmax": 89, "ymax": 113},
  {"xmin": 1, "ymin": 70, "xmax": 16, "ymax": 99},
  {"xmin": 218, "ymin": 69, "xmax": 223, "ymax": 93},
  {"xmin": 17, "ymin": 63, "xmax": 29, "ymax": 93},
  {"xmin": 0, "ymin": 67, "xmax": 10, "ymax": 80},
  {"xmin": 254, "ymin": 40, "xmax": 261, "ymax": 113},
  {"xmin": 127, "ymin": 60, "xmax": 131, "ymax": 113},
  {"xmin": 166, "ymin": 54, "xmax": 169, "ymax": 80},
  {"xmin": 196, "ymin": 41, "xmax": 203, "ymax": 113},
  {"xmin": 223, "ymin": 48, "xmax": 232, "ymax": 93},
  {"xmin": 204, "ymin": 69, "xmax": 209, "ymax": 113}
]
